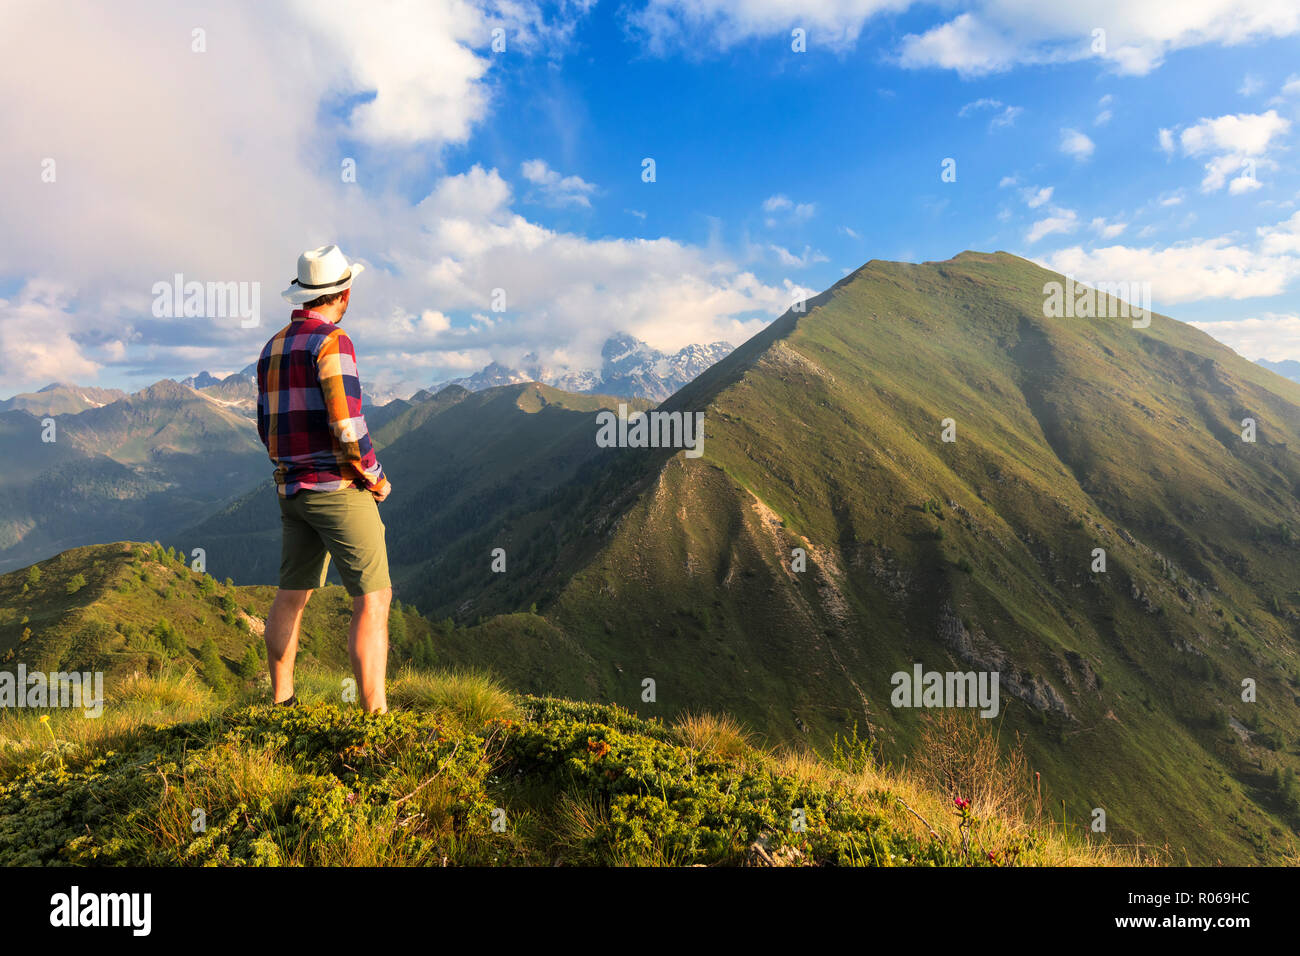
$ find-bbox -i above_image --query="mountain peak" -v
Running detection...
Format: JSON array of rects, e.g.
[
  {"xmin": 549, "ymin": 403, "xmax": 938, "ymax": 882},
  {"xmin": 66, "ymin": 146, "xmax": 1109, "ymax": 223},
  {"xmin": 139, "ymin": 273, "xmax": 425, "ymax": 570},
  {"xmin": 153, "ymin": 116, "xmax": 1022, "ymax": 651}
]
[
  {"xmin": 0, "ymin": 383, "xmax": 128, "ymax": 416},
  {"xmin": 180, "ymin": 371, "xmax": 224, "ymax": 390},
  {"xmin": 137, "ymin": 379, "xmax": 196, "ymax": 401},
  {"xmin": 600, "ymin": 331, "xmax": 645, "ymax": 360},
  {"xmin": 178, "ymin": 364, "xmax": 258, "ymax": 390},
  {"xmin": 1256, "ymin": 358, "xmax": 1300, "ymax": 383},
  {"xmin": 431, "ymin": 333, "xmax": 735, "ymax": 402}
]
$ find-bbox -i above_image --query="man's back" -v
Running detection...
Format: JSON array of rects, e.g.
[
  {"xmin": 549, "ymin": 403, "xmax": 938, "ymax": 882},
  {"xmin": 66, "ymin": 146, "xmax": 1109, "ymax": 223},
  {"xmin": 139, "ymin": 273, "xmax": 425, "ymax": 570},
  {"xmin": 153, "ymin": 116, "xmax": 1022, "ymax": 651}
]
[{"xmin": 256, "ymin": 309, "xmax": 388, "ymax": 498}]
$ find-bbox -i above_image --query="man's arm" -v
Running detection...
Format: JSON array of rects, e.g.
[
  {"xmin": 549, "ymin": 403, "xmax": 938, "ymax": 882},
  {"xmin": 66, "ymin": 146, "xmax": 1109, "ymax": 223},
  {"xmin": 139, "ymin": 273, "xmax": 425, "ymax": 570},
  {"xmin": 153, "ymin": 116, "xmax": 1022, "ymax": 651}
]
[{"xmin": 316, "ymin": 329, "xmax": 390, "ymax": 498}]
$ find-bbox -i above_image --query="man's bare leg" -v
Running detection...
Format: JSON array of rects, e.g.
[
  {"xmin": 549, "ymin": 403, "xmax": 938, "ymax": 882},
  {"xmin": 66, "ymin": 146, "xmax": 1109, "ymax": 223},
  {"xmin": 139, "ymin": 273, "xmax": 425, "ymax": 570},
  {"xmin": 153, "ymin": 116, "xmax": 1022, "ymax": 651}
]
[
  {"xmin": 350, "ymin": 587, "xmax": 391, "ymax": 713},
  {"xmin": 265, "ymin": 588, "xmax": 312, "ymax": 703}
]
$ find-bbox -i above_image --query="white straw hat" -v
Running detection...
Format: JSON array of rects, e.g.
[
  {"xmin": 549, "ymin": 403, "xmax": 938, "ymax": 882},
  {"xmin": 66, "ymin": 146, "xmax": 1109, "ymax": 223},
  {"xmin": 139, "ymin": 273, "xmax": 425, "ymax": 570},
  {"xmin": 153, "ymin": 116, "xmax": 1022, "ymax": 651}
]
[{"xmin": 281, "ymin": 244, "xmax": 366, "ymax": 304}]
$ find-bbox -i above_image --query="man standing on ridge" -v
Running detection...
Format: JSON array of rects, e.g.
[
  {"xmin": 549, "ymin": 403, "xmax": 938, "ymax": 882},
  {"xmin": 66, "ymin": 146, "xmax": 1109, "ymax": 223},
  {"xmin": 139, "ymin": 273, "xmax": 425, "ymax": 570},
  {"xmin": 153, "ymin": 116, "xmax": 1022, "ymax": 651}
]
[{"xmin": 256, "ymin": 244, "xmax": 392, "ymax": 714}]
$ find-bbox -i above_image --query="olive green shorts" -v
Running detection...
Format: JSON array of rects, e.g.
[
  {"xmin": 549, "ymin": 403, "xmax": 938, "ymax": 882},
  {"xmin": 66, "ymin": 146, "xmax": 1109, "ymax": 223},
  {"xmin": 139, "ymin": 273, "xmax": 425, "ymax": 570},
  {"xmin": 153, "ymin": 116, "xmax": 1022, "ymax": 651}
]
[{"xmin": 278, "ymin": 486, "xmax": 391, "ymax": 596}]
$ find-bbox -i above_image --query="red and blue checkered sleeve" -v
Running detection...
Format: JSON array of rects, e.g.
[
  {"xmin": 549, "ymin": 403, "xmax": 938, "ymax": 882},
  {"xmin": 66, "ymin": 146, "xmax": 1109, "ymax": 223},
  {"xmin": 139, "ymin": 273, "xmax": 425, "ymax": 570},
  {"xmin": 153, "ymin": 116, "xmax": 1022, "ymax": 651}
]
[{"xmin": 316, "ymin": 329, "xmax": 388, "ymax": 494}]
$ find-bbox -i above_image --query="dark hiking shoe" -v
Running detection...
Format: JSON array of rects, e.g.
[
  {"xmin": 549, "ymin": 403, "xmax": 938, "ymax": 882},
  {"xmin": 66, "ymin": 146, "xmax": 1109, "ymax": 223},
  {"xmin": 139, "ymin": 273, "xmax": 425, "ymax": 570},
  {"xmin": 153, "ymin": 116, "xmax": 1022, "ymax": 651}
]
[{"xmin": 274, "ymin": 694, "xmax": 299, "ymax": 707}]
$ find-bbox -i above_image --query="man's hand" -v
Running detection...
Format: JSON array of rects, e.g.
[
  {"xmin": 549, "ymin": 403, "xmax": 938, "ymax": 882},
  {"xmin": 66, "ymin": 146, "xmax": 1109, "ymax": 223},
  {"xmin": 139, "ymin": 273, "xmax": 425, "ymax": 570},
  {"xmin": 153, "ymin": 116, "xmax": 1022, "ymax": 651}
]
[{"xmin": 371, "ymin": 482, "xmax": 391, "ymax": 503}]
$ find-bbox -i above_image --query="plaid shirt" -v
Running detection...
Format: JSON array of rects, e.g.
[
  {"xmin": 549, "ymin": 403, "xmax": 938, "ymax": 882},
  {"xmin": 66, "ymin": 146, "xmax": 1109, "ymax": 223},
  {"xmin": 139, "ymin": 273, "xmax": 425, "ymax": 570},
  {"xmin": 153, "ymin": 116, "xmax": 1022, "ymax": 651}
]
[{"xmin": 256, "ymin": 309, "xmax": 389, "ymax": 498}]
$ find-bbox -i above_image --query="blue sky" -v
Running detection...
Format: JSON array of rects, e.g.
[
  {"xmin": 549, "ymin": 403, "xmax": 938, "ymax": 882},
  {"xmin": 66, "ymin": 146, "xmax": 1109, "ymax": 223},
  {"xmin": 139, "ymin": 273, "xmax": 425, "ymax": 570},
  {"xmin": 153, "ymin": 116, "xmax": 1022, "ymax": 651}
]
[
  {"xmin": 1, "ymin": 0, "xmax": 1298, "ymax": 395},
  {"xmin": 476, "ymin": 8, "xmax": 1297, "ymax": 290}
]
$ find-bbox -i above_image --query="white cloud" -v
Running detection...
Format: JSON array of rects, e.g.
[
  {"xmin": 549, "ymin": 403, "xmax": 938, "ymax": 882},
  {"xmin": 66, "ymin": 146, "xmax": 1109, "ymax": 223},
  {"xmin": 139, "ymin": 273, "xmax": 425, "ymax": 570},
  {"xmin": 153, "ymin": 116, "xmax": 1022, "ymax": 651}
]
[
  {"xmin": 1094, "ymin": 93, "xmax": 1113, "ymax": 126},
  {"xmin": 425, "ymin": 163, "xmax": 514, "ymax": 219},
  {"xmin": 1090, "ymin": 217, "xmax": 1128, "ymax": 239},
  {"xmin": 993, "ymin": 106, "xmax": 1023, "ymax": 128},
  {"xmin": 0, "ymin": 1, "xmax": 551, "ymax": 387},
  {"xmin": 628, "ymin": 0, "xmax": 911, "ymax": 53},
  {"xmin": 958, "ymin": 97, "xmax": 1000, "ymax": 116},
  {"xmin": 520, "ymin": 159, "xmax": 598, "ymax": 207},
  {"xmin": 300, "ymin": 1, "xmax": 493, "ymax": 146},
  {"xmin": 0, "ymin": 280, "xmax": 104, "ymax": 385},
  {"xmin": 898, "ymin": 13, "xmax": 1016, "ymax": 76},
  {"xmin": 379, "ymin": 165, "xmax": 792, "ymax": 363},
  {"xmin": 1027, "ymin": 208, "xmax": 1079, "ymax": 242},
  {"xmin": 1060, "ymin": 128, "xmax": 1095, "ymax": 161},
  {"xmin": 1258, "ymin": 211, "xmax": 1300, "ymax": 255},
  {"xmin": 1167, "ymin": 110, "xmax": 1291, "ymax": 192},
  {"xmin": 1239, "ymin": 73, "xmax": 1267, "ymax": 96},
  {"xmin": 626, "ymin": 0, "xmax": 1300, "ymax": 87},
  {"xmin": 1179, "ymin": 110, "xmax": 1290, "ymax": 156},
  {"xmin": 768, "ymin": 244, "xmax": 828, "ymax": 268},
  {"xmin": 958, "ymin": 97, "xmax": 1022, "ymax": 129},
  {"xmin": 1228, "ymin": 171, "xmax": 1263, "ymax": 194},
  {"xmin": 1023, "ymin": 186, "xmax": 1054, "ymax": 209},
  {"xmin": 1041, "ymin": 229, "xmax": 1300, "ymax": 303},
  {"xmin": 781, "ymin": 277, "xmax": 819, "ymax": 307},
  {"xmin": 0, "ymin": 3, "xmax": 784, "ymax": 390},
  {"xmin": 416, "ymin": 309, "xmax": 453, "ymax": 335},
  {"xmin": 896, "ymin": 1, "xmax": 1300, "ymax": 77},
  {"xmin": 762, "ymin": 194, "xmax": 815, "ymax": 227},
  {"xmin": 1189, "ymin": 313, "xmax": 1300, "ymax": 361}
]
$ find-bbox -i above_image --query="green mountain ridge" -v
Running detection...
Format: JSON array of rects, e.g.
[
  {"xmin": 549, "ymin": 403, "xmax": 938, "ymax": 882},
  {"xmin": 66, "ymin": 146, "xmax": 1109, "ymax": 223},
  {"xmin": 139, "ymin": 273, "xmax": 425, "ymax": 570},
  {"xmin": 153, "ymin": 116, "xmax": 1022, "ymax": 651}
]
[
  {"xmin": 0, "ymin": 380, "xmax": 266, "ymax": 572},
  {"xmin": 0, "ymin": 383, "xmax": 127, "ymax": 417},
  {"xmin": 381, "ymin": 250, "xmax": 1299, "ymax": 863}
]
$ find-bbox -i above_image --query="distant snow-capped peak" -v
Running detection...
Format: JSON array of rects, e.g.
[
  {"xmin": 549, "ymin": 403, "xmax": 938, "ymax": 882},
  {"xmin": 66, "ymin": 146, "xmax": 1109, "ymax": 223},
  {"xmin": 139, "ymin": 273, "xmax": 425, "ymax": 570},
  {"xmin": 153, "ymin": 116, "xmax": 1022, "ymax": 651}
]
[{"xmin": 429, "ymin": 333, "xmax": 734, "ymax": 402}]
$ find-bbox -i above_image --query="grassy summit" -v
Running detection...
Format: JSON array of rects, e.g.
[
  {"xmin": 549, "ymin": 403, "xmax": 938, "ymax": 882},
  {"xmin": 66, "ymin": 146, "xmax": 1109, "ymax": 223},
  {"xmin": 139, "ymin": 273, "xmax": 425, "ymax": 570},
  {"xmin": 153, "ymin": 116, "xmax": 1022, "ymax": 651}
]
[
  {"xmin": 0, "ymin": 541, "xmax": 1139, "ymax": 866},
  {"xmin": 0, "ymin": 668, "xmax": 1136, "ymax": 867}
]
